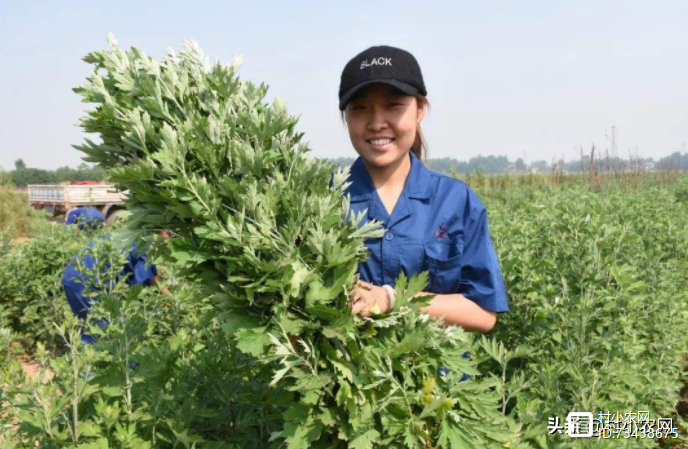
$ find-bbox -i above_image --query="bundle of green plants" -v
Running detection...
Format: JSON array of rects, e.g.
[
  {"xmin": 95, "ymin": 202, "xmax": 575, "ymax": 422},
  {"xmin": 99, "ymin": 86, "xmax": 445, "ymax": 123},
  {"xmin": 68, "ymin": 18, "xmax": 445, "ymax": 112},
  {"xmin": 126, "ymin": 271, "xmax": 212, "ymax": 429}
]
[{"xmin": 71, "ymin": 35, "xmax": 519, "ymax": 448}]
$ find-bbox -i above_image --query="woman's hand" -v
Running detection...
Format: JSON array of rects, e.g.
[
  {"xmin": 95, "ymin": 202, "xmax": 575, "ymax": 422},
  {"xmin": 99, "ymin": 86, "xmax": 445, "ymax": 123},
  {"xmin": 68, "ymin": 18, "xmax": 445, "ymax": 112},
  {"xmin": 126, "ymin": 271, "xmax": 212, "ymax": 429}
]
[{"xmin": 348, "ymin": 278, "xmax": 392, "ymax": 317}]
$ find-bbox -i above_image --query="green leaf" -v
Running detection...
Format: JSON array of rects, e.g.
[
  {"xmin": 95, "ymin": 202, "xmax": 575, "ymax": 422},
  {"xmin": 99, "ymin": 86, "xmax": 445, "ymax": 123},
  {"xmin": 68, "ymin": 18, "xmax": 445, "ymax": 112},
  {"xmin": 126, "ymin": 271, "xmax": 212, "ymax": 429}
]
[
  {"xmin": 234, "ymin": 326, "xmax": 269, "ymax": 356},
  {"xmin": 76, "ymin": 438, "xmax": 110, "ymax": 449},
  {"xmin": 350, "ymin": 428, "xmax": 381, "ymax": 449},
  {"xmin": 389, "ymin": 329, "xmax": 426, "ymax": 359}
]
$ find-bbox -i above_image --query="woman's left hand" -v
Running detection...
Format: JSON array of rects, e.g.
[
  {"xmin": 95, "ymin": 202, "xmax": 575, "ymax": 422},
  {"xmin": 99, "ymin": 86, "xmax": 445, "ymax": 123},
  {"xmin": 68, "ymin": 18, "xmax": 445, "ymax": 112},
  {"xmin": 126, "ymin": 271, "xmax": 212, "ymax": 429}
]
[{"xmin": 349, "ymin": 279, "xmax": 392, "ymax": 317}]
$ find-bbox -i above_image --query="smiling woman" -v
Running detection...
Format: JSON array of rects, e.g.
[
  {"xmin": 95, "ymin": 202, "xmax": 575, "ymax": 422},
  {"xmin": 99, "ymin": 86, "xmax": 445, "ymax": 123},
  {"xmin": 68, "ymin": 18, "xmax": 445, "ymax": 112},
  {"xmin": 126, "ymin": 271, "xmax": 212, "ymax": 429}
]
[
  {"xmin": 344, "ymin": 84, "xmax": 429, "ymax": 167},
  {"xmin": 339, "ymin": 45, "xmax": 508, "ymax": 333}
]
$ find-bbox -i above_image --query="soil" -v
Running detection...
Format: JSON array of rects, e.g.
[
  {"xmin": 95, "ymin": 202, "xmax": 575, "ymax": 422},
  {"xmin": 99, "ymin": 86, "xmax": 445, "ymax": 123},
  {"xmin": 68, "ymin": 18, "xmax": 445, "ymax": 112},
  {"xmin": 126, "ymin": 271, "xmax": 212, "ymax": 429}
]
[
  {"xmin": 17, "ymin": 354, "xmax": 54, "ymax": 382},
  {"xmin": 10, "ymin": 236, "xmax": 30, "ymax": 245}
]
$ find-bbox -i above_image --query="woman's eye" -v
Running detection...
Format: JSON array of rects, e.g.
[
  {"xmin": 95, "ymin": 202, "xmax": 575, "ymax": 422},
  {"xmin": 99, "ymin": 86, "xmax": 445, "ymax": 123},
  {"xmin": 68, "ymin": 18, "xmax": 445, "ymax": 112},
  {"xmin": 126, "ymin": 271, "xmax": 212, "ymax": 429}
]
[{"xmin": 388, "ymin": 103, "xmax": 403, "ymax": 107}]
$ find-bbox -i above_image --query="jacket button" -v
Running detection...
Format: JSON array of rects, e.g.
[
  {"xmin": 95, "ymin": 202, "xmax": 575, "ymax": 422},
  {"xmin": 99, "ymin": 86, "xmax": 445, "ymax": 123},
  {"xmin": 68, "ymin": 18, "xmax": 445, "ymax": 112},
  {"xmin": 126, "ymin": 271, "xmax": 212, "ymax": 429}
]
[{"xmin": 385, "ymin": 233, "xmax": 394, "ymax": 240}]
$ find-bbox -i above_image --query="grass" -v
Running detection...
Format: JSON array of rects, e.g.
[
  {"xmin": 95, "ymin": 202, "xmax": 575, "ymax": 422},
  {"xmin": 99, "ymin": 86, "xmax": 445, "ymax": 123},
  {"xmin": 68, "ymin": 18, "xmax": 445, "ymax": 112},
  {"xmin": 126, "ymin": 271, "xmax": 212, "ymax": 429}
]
[{"xmin": 0, "ymin": 187, "xmax": 53, "ymax": 240}]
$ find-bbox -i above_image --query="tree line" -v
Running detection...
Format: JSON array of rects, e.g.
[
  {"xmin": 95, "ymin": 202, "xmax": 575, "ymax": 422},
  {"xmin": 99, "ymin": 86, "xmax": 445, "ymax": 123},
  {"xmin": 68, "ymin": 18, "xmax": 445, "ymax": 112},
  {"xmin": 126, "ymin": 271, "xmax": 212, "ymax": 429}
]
[
  {"xmin": 4, "ymin": 151, "xmax": 688, "ymax": 187},
  {"xmin": 328, "ymin": 152, "xmax": 688, "ymax": 175},
  {"xmin": 2, "ymin": 159, "xmax": 106, "ymax": 187},
  {"xmin": 655, "ymin": 152, "xmax": 688, "ymax": 170}
]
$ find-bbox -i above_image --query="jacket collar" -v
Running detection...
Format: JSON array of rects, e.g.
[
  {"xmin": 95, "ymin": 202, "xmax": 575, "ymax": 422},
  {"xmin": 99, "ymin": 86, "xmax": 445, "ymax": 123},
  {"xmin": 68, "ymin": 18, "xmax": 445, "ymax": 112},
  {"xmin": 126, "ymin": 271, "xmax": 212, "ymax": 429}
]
[{"xmin": 345, "ymin": 151, "xmax": 434, "ymax": 203}]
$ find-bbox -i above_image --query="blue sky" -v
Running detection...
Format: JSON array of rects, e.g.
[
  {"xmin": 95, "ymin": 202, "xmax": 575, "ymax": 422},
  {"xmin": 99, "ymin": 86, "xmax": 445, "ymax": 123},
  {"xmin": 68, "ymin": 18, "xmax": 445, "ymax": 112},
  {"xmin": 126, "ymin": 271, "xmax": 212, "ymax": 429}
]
[{"xmin": 1, "ymin": 0, "xmax": 686, "ymax": 169}]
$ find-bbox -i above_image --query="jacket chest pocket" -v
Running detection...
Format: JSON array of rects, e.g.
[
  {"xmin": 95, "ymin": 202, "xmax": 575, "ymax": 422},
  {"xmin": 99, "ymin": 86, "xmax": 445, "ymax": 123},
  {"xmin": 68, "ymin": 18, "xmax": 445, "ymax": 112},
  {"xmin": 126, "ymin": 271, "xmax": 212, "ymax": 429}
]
[{"xmin": 423, "ymin": 238, "xmax": 464, "ymax": 293}]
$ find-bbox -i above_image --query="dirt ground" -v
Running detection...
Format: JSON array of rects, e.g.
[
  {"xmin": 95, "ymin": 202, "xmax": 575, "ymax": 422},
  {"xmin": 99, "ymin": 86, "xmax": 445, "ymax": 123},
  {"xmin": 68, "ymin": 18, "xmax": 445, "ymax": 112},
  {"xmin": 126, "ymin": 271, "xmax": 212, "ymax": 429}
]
[
  {"xmin": 17, "ymin": 355, "xmax": 54, "ymax": 382},
  {"xmin": 10, "ymin": 236, "xmax": 30, "ymax": 245}
]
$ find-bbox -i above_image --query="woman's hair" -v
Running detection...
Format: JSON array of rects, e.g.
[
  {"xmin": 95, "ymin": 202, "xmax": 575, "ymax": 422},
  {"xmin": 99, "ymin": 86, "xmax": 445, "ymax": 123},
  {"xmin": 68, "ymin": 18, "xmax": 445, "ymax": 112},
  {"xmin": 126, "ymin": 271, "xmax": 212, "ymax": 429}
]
[
  {"xmin": 410, "ymin": 94, "xmax": 430, "ymax": 165},
  {"xmin": 341, "ymin": 92, "xmax": 431, "ymax": 165}
]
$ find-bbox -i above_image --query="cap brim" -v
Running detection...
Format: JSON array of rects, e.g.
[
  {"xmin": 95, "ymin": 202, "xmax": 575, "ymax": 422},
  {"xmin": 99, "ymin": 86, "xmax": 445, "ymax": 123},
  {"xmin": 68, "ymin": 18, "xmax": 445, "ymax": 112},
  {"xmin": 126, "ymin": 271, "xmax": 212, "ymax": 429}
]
[{"xmin": 339, "ymin": 79, "xmax": 419, "ymax": 111}]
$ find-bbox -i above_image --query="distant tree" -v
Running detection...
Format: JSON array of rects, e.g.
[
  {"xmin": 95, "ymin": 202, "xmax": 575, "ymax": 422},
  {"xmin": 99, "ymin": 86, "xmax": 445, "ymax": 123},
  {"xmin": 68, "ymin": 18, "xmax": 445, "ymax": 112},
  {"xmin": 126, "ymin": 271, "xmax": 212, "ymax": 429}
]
[
  {"xmin": 657, "ymin": 152, "xmax": 688, "ymax": 170},
  {"xmin": 515, "ymin": 158, "xmax": 526, "ymax": 172},
  {"xmin": 427, "ymin": 157, "xmax": 456, "ymax": 174},
  {"xmin": 10, "ymin": 168, "xmax": 58, "ymax": 186},
  {"xmin": 323, "ymin": 153, "xmax": 669, "ymax": 176},
  {"xmin": 8, "ymin": 160, "xmax": 106, "ymax": 187},
  {"xmin": 55, "ymin": 165, "xmax": 74, "ymax": 182},
  {"xmin": 54, "ymin": 163, "xmax": 106, "ymax": 182},
  {"xmin": 530, "ymin": 160, "xmax": 549, "ymax": 172},
  {"xmin": 0, "ymin": 169, "xmax": 12, "ymax": 186},
  {"xmin": 465, "ymin": 155, "xmax": 510, "ymax": 174},
  {"xmin": 326, "ymin": 157, "xmax": 357, "ymax": 169}
]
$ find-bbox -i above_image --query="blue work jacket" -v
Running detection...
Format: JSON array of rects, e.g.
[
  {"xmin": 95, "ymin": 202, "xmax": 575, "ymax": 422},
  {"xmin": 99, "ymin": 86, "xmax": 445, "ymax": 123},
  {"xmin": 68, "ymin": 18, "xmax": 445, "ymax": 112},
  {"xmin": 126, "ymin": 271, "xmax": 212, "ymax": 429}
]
[{"xmin": 343, "ymin": 151, "xmax": 508, "ymax": 313}]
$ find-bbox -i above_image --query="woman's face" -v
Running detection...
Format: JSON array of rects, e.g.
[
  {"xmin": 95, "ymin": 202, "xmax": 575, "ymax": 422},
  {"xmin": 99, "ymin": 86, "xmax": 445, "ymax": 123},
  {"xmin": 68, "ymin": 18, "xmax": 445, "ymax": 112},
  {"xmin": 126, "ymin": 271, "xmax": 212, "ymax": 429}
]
[{"xmin": 344, "ymin": 83, "xmax": 426, "ymax": 168}]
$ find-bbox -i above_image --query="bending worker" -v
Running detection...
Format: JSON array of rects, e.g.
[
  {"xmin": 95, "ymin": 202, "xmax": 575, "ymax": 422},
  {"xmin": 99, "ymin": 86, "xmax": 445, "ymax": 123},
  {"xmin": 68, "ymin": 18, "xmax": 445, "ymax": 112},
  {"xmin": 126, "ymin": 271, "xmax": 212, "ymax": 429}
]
[
  {"xmin": 61, "ymin": 230, "xmax": 169, "ymax": 344},
  {"xmin": 65, "ymin": 206, "xmax": 106, "ymax": 231},
  {"xmin": 62, "ymin": 235, "xmax": 163, "ymax": 343}
]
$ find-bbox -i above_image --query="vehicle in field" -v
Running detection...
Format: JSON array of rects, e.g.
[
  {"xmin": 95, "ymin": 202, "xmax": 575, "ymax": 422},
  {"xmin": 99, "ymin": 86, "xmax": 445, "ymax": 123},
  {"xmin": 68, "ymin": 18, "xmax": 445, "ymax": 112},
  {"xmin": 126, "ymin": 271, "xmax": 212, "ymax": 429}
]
[{"xmin": 28, "ymin": 181, "xmax": 127, "ymax": 225}]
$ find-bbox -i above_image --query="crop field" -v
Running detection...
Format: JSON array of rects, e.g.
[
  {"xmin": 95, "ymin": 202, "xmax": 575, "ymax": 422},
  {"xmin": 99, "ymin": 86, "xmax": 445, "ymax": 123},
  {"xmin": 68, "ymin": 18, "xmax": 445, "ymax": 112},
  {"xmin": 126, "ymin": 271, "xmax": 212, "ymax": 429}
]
[
  {"xmin": 2, "ymin": 172, "xmax": 688, "ymax": 448},
  {"xmin": 0, "ymin": 187, "xmax": 53, "ymax": 241},
  {"xmin": 2, "ymin": 38, "xmax": 688, "ymax": 448}
]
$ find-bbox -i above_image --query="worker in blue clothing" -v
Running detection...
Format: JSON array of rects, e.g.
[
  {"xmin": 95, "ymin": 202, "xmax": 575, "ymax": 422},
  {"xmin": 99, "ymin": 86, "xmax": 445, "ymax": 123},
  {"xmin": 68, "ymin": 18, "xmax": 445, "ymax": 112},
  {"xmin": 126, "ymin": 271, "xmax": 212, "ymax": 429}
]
[
  {"xmin": 338, "ymin": 46, "xmax": 509, "ymax": 334},
  {"xmin": 65, "ymin": 206, "xmax": 106, "ymax": 231},
  {"xmin": 61, "ymin": 232, "xmax": 169, "ymax": 344}
]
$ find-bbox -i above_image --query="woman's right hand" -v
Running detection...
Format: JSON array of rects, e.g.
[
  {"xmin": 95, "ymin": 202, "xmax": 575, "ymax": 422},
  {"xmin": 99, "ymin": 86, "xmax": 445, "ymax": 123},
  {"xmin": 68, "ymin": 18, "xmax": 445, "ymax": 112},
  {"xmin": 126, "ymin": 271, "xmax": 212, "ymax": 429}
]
[{"xmin": 348, "ymin": 277, "xmax": 392, "ymax": 317}]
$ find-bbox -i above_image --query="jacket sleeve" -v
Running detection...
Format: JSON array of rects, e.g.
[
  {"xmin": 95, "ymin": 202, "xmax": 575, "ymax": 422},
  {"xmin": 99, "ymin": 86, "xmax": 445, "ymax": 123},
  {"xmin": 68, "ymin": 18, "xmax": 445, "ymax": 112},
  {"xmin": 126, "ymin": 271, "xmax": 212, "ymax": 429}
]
[
  {"xmin": 457, "ymin": 189, "xmax": 509, "ymax": 313},
  {"xmin": 123, "ymin": 244, "xmax": 158, "ymax": 287}
]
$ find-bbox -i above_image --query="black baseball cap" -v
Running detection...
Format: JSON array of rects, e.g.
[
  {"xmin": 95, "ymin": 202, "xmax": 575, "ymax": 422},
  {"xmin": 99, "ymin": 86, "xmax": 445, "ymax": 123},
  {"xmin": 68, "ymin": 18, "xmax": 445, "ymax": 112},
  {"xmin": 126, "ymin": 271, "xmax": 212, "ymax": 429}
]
[{"xmin": 338, "ymin": 45, "xmax": 427, "ymax": 111}]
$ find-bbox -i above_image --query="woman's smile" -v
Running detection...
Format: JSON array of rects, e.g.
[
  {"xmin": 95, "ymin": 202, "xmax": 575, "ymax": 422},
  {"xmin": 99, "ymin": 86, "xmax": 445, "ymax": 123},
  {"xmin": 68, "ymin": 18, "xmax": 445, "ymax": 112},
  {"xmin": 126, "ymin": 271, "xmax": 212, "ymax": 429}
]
[{"xmin": 367, "ymin": 137, "xmax": 396, "ymax": 151}]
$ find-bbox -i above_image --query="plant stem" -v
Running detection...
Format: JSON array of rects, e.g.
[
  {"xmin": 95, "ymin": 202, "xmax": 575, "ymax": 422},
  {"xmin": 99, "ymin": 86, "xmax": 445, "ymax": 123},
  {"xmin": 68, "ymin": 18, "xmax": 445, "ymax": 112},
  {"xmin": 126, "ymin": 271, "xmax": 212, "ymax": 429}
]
[{"xmin": 72, "ymin": 340, "xmax": 80, "ymax": 443}]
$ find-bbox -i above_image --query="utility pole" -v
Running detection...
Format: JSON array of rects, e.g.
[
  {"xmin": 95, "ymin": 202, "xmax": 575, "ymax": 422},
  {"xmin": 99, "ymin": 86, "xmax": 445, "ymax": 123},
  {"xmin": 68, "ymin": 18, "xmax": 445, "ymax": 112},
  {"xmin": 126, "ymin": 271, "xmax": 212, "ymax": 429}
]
[{"xmin": 608, "ymin": 124, "xmax": 617, "ymax": 158}]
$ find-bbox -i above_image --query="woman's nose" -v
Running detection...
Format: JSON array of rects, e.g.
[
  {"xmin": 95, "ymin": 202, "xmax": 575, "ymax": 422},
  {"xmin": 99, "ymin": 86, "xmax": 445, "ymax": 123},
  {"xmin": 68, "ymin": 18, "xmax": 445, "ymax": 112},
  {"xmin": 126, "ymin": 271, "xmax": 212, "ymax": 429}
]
[{"xmin": 367, "ymin": 107, "xmax": 388, "ymax": 131}]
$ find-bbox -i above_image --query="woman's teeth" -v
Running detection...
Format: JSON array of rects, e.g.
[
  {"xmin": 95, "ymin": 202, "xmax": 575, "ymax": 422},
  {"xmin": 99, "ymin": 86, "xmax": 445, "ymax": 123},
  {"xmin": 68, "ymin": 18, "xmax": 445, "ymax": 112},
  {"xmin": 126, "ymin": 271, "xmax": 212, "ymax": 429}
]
[{"xmin": 369, "ymin": 138, "xmax": 394, "ymax": 146}]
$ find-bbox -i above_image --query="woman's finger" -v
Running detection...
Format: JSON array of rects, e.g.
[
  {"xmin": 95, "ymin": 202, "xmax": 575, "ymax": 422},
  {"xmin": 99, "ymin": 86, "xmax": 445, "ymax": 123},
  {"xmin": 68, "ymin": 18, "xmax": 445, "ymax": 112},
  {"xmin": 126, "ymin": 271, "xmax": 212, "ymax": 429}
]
[
  {"xmin": 352, "ymin": 296, "xmax": 372, "ymax": 315},
  {"xmin": 351, "ymin": 296, "xmax": 365, "ymax": 314},
  {"xmin": 348, "ymin": 290, "xmax": 363, "ymax": 307},
  {"xmin": 358, "ymin": 280, "xmax": 373, "ymax": 291}
]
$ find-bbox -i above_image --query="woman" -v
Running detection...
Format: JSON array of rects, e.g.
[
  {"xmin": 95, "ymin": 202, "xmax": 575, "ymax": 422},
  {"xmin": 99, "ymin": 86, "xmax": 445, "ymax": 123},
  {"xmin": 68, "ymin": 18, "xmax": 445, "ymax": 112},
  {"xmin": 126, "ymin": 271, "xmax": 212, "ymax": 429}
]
[{"xmin": 341, "ymin": 45, "xmax": 508, "ymax": 332}]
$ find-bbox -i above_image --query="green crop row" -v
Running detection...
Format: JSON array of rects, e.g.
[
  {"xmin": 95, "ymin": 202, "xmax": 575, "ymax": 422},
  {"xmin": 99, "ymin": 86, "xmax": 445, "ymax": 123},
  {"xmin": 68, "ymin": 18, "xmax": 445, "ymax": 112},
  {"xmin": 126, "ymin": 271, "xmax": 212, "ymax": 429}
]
[
  {"xmin": 484, "ymin": 181, "xmax": 688, "ymax": 447},
  {"xmin": 2, "ymin": 178, "xmax": 688, "ymax": 448}
]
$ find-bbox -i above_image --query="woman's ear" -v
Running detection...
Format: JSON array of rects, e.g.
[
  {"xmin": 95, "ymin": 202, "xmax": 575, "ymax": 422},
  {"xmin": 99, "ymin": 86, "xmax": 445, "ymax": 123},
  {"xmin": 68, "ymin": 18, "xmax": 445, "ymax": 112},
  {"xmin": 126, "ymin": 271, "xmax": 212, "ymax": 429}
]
[{"xmin": 417, "ymin": 98, "xmax": 428, "ymax": 123}]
